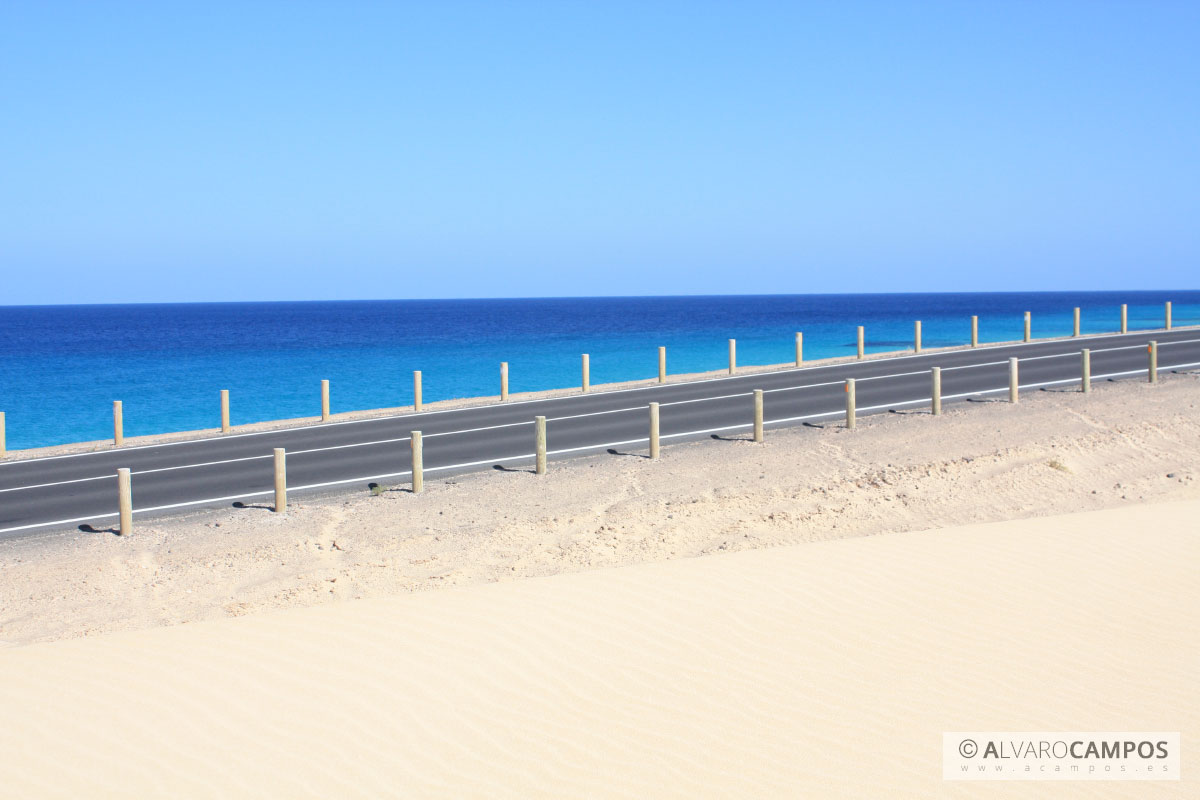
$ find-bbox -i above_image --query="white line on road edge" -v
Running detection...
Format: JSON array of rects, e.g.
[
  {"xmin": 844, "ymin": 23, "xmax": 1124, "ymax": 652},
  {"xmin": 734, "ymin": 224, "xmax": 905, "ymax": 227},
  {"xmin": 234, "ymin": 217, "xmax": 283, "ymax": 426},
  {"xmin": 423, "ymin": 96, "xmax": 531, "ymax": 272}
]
[
  {"xmin": 0, "ymin": 437, "xmax": 418, "ymax": 493},
  {"xmin": 0, "ymin": 473, "xmax": 119, "ymax": 494}
]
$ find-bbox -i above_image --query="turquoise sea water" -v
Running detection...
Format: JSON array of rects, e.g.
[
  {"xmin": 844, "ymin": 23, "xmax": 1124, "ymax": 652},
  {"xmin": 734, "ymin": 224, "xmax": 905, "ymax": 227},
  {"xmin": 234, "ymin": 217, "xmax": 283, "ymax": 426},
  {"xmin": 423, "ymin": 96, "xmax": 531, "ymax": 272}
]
[{"xmin": 0, "ymin": 291, "xmax": 1196, "ymax": 450}]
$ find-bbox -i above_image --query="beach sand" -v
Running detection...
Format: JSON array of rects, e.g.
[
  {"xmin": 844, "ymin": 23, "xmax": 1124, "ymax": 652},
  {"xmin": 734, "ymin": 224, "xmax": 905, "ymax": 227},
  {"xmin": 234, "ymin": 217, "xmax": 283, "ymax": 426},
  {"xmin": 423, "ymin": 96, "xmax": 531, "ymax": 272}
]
[
  {"xmin": 0, "ymin": 500, "xmax": 1195, "ymax": 798},
  {"xmin": 2, "ymin": 364, "xmax": 1198, "ymax": 797}
]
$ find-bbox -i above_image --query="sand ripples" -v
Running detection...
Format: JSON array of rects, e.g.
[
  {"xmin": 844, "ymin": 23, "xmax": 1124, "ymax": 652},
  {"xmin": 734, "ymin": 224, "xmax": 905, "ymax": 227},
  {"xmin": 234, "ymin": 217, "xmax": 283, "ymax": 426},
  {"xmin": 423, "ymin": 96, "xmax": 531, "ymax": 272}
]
[{"xmin": 1, "ymin": 501, "xmax": 1197, "ymax": 798}]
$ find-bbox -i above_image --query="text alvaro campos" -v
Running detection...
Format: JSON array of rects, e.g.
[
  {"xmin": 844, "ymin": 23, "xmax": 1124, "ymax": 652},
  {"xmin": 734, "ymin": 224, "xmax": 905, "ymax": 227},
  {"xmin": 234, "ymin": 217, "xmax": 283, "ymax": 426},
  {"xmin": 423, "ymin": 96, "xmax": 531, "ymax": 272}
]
[{"xmin": 943, "ymin": 732, "xmax": 1179, "ymax": 780}]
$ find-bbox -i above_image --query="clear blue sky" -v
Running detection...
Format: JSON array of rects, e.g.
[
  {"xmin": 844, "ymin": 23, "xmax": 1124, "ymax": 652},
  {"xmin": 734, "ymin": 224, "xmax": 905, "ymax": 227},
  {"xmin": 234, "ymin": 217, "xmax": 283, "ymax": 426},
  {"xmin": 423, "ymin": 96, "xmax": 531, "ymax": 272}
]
[{"xmin": 1, "ymin": 1, "xmax": 1197, "ymax": 304}]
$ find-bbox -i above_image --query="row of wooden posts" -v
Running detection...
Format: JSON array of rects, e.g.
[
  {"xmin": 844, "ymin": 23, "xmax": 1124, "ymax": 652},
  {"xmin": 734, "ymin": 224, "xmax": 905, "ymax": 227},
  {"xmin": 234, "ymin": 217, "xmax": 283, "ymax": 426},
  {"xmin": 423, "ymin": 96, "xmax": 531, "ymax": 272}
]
[
  {"xmin": 0, "ymin": 302, "xmax": 1177, "ymax": 462},
  {"xmin": 53, "ymin": 301, "xmax": 1175, "ymax": 459},
  {"xmin": 109, "ymin": 341, "xmax": 1166, "ymax": 535}
]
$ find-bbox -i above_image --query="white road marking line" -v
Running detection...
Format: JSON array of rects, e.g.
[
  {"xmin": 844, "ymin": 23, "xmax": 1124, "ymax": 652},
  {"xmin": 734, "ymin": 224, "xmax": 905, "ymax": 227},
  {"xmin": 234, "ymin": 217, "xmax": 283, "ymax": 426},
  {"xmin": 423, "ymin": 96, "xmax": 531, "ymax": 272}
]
[
  {"xmin": 0, "ymin": 438, "xmax": 418, "ymax": 494},
  {"xmin": 290, "ymin": 436, "xmax": 413, "ymax": 456},
  {"xmin": 0, "ymin": 473, "xmax": 115, "ymax": 494},
  {"xmin": 424, "ymin": 420, "xmax": 529, "ymax": 437},
  {"xmin": 0, "ymin": 512, "xmax": 124, "ymax": 534}
]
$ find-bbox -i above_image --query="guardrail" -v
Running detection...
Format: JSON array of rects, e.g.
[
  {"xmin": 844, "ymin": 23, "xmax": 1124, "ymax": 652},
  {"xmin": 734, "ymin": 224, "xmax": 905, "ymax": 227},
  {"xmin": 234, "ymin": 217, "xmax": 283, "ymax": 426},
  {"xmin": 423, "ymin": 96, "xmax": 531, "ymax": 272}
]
[
  {"xmin": 0, "ymin": 303, "xmax": 1185, "ymax": 457},
  {"xmin": 4, "ymin": 333, "xmax": 1196, "ymax": 537}
]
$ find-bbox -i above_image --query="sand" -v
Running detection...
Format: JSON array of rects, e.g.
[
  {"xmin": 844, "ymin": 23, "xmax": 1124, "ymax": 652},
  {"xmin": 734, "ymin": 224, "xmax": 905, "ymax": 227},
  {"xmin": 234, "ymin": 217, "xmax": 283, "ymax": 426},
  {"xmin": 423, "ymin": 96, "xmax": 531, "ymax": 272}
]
[
  {"xmin": 3, "ymin": 371, "xmax": 1198, "ymax": 646},
  {"xmin": 0, "ymin": 500, "xmax": 1196, "ymax": 798},
  {"xmin": 2, "ymin": 364, "xmax": 1198, "ymax": 797}
]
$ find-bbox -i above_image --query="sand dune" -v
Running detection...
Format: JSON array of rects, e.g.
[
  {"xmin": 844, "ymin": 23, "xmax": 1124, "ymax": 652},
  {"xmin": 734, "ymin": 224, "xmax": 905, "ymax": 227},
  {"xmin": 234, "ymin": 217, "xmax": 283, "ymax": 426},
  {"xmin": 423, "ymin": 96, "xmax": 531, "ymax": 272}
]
[{"xmin": 1, "ymin": 501, "xmax": 1196, "ymax": 798}]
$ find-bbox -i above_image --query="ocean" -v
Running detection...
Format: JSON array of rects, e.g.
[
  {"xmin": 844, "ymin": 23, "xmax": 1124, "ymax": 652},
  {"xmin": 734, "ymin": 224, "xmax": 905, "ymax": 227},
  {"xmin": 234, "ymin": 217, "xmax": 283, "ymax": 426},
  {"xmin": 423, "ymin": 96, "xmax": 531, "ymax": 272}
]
[{"xmin": 1, "ymin": 291, "xmax": 1196, "ymax": 451}]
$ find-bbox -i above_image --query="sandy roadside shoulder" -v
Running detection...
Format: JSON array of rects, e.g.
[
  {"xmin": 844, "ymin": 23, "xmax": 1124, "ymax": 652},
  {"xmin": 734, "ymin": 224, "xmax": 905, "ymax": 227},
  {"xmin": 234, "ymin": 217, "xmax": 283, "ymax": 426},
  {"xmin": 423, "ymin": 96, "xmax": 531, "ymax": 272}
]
[
  {"xmin": 5, "ymin": 326, "xmax": 1183, "ymax": 460},
  {"xmin": 2, "ymin": 369, "xmax": 1197, "ymax": 646},
  {"xmin": 0, "ymin": 500, "xmax": 1195, "ymax": 798}
]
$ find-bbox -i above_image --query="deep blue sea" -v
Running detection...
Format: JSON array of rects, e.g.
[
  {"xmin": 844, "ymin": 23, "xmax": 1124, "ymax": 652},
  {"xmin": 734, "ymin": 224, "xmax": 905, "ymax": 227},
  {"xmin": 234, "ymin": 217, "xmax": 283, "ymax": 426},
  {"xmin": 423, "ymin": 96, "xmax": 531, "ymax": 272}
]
[{"xmin": 1, "ymin": 291, "xmax": 1197, "ymax": 450}]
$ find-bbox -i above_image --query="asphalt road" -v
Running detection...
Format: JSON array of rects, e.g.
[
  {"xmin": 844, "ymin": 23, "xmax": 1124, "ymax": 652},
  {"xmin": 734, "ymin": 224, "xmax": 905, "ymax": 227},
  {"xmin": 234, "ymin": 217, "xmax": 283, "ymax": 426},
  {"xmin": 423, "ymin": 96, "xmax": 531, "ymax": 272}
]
[{"xmin": 2, "ymin": 328, "xmax": 1197, "ymax": 538}]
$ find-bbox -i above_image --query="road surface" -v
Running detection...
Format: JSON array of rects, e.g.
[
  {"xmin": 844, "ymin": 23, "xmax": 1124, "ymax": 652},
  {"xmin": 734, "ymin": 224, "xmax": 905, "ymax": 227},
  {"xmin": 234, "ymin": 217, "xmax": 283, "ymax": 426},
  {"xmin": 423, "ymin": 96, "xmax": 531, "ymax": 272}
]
[{"xmin": 1, "ymin": 328, "xmax": 1197, "ymax": 538}]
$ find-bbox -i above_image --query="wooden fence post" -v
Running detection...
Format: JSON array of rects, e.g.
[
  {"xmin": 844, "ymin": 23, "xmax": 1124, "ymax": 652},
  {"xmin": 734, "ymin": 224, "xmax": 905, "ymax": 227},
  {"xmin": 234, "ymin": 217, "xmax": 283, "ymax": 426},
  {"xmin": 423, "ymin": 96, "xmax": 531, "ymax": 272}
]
[
  {"xmin": 753, "ymin": 389, "xmax": 764, "ymax": 443},
  {"xmin": 535, "ymin": 416, "xmax": 547, "ymax": 475},
  {"xmin": 649, "ymin": 403, "xmax": 660, "ymax": 460},
  {"xmin": 274, "ymin": 448, "xmax": 287, "ymax": 512},
  {"xmin": 411, "ymin": 431, "xmax": 423, "ymax": 493},
  {"xmin": 845, "ymin": 379, "xmax": 856, "ymax": 429},
  {"xmin": 117, "ymin": 468, "xmax": 132, "ymax": 535}
]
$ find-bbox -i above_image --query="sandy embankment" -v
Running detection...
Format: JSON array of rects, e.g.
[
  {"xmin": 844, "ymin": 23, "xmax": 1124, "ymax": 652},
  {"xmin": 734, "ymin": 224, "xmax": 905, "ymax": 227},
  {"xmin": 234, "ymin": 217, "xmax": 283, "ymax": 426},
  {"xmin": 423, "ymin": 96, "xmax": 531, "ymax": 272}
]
[
  {"xmin": 7, "ymin": 327, "xmax": 1172, "ymax": 460},
  {"xmin": 2, "ymin": 373, "xmax": 1199, "ymax": 645},
  {"xmin": 0, "ymin": 500, "xmax": 1196, "ymax": 798}
]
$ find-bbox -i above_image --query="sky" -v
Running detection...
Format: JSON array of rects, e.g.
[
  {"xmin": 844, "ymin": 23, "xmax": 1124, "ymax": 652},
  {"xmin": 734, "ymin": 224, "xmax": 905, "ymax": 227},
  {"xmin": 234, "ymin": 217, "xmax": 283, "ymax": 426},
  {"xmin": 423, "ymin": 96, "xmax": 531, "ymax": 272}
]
[{"xmin": 1, "ymin": 1, "xmax": 1197, "ymax": 304}]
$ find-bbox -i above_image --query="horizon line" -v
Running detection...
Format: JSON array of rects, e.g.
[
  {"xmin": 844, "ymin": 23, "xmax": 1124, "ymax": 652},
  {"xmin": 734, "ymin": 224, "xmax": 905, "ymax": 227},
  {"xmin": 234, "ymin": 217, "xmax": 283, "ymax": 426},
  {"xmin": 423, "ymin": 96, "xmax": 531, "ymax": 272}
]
[{"xmin": 2, "ymin": 288, "xmax": 1197, "ymax": 310}]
